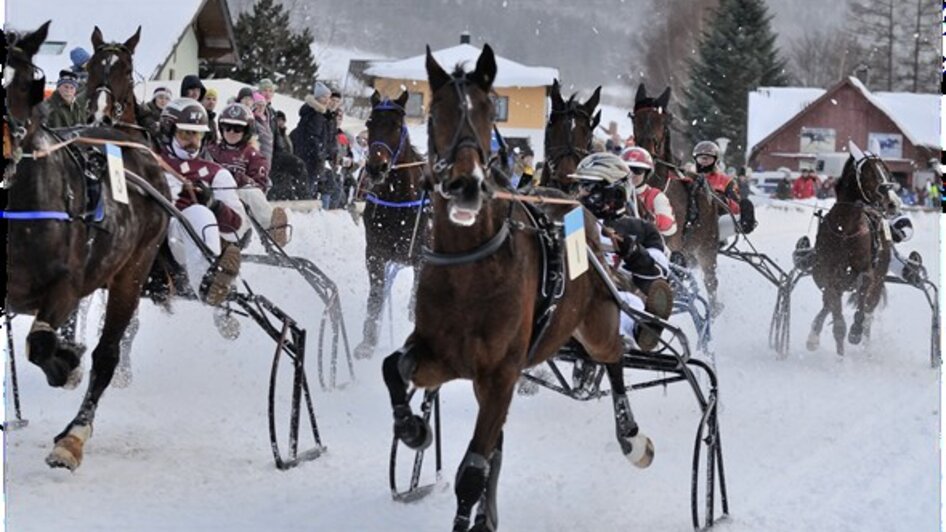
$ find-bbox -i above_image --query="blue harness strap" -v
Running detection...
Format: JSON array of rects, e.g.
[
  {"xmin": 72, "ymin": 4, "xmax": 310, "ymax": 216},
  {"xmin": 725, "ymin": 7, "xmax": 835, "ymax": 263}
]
[
  {"xmin": 364, "ymin": 193, "xmax": 429, "ymax": 209},
  {"xmin": 0, "ymin": 210, "xmax": 71, "ymax": 221}
]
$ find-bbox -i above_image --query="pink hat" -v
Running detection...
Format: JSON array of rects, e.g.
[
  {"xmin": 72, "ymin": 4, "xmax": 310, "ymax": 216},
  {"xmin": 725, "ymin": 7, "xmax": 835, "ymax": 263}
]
[{"xmin": 252, "ymin": 91, "xmax": 266, "ymax": 104}]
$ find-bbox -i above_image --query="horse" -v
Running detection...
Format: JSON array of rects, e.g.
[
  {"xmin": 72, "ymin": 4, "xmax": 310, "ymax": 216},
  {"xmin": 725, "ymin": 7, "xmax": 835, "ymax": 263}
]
[
  {"xmin": 632, "ymin": 83, "xmax": 722, "ymax": 314},
  {"xmin": 541, "ymin": 79, "xmax": 600, "ymax": 192},
  {"xmin": 806, "ymin": 142, "xmax": 901, "ymax": 355},
  {"xmin": 85, "ymin": 26, "xmax": 151, "ymax": 139},
  {"xmin": 381, "ymin": 44, "xmax": 654, "ymax": 531},
  {"xmin": 352, "ymin": 89, "xmax": 429, "ymax": 360},
  {"xmin": 4, "ymin": 22, "xmax": 171, "ymax": 470}
]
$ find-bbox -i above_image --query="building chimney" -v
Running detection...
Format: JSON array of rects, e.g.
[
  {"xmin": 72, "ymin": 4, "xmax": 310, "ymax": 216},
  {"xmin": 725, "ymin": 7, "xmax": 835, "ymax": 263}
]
[{"xmin": 460, "ymin": 31, "xmax": 471, "ymax": 45}]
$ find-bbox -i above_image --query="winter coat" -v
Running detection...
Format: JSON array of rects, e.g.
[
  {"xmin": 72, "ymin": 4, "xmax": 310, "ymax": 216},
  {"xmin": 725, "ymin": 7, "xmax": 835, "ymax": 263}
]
[
  {"xmin": 266, "ymin": 104, "xmax": 282, "ymax": 154},
  {"xmin": 40, "ymin": 91, "xmax": 86, "ymax": 129},
  {"xmin": 274, "ymin": 126, "xmax": 293, "ymax": 155},
  {"xmin": 161, "ymin": 146, "xmax": 244, "ymax": 233},
  {"xmin": 206, "ymin": 110, "xmax": 218, "ymax": 145},
  {"xmin": 180, "ymin": 75, "xmax": 206, "ymax": 101},
  {"xmin": 254, "ymin": 111, "xmax": 274, "ymax": 165},
  {"xmin": 704, "ymin": 170, "xmax": 740, "ymax": 214},
  {"xmin": 636, "ymin": 183, "xmax": 677, "ymax": 237},
  {"xmin": 792, "ymin": 175, "xmax": 817, "ymax": 199},
  {"xmin": 138, "ymin": 100, "xmax": 164, "ymax": 144},
  {"xmin": 289, "ymin": 96, "xmax": 333, "ymax": 178},
  {"xmin": 208, "ymin": 141, "xmax": 271, "ymax": 190}
]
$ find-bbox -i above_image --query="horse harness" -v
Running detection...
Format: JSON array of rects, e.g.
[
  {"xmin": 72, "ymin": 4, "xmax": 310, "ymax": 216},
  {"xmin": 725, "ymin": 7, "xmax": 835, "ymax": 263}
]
[
  {"xmin": 3, "ymin": 42, "xmax": 48, "ymax": 172},
  {"xmin": 544, "ymin": 102, "xmax": 592, "ymax": 182}
]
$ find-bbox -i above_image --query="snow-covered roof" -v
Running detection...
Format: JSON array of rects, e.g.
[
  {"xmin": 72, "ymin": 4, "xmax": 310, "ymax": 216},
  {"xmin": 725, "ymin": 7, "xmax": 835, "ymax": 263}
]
[
  {"xmin": 363, "ymin": 43, "xmax": 558, "ymax": 88},
  {"xmin": 747, "ymin": 77, "xmax": 941, "ymax": 158},
  {"xmin": 6, "ymin": 0, "xmax": 207, "ymax": 81},
  {"xmin": 311, "ymin": 43, "xmax": 391, "ymax": 86}
]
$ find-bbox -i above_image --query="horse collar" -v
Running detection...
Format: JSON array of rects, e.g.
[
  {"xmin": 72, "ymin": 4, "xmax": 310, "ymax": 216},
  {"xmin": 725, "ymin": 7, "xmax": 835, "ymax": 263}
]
[{"xmin": 422, "ymin": 221, "xmax": 510, "ymax": 266}]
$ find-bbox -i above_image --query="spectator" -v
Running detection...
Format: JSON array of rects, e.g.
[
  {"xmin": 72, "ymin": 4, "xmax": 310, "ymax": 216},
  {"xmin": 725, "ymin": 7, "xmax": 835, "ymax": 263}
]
[
  {"xmin": 274, "ymin": 110, "xmax": 293, "ymax": 154},
  {"xmin": 897, "ymin": 185, "xmax": 916, "ymax": 206},
  {"xmin": 251, "ymin": 91, "xmax": 274, "ymax": 167},
  {"xmin": 817, "ymin": 176, "xmax": 836, "ymax": 199},
  {"xmin": 774, "ymin": 176, "xmax": 792, "ymax": 200},
  {"xmin": 915, "ymin": 185, "xmax": 927, "ymax": 208},
  {"xmin": 792, "ymin": 168, "xmax": 817, "ymax": 199},
  {"xmin": 68, "ymin": 47, "xmax": 91, "ymax": 94},
  {"xmin": 289, "ymin": 81, "xmax": 334, "ymax": 200},
  {"xmin": 180, "ymin": 75, "xmax": 206, "ymax": 101},
  {"xmin": 236, "ymin": 87, "xmax": 254, "ymax": 108},
  {"xmin": 40, "ymin": 70, "xmax": 85, "ymax": 128},
  {"xmin": 201, "ymin": 87, "xmax": 219, "ymax": 144},
  {"xmin": 140, "ymin": 86, "xmax": 172, "ymax": 141},
  {"xmin": 258, "ymin": 78, "xmax": 281, "ymax": 156}
]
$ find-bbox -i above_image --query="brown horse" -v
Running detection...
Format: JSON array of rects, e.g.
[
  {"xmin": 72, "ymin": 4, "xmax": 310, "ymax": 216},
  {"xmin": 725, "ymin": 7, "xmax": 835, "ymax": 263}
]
[
  {"xmin": 632, "ymin": 83, "xmax": 722, "ymax": 313},
  {"xmin": 806, "ymin": 142, "xmax": 901, "ymax": 355},
  {"xmin": 382, "ymin": 45, "xmax": 654, "ymax": 531},
  {"xmin": 85, "ymin": 26, "xmax": 153, "ymax": 140},
  {"xmin": 4, "ymin": 22, "xmax": 170, "ymax": 470},
  {"xmin": 353, "ymin": 90, "xmax": 429, "ymax": 360},
  {"xmin": 541, "ymin": 79, "xmax": 600, "ymax": 192}
]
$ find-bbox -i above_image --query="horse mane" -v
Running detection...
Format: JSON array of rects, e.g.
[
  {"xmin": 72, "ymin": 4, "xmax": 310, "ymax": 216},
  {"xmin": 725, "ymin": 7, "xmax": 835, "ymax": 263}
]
[{"xmin": 834, "ymin": 157, "xmax": 860, "ymax": 202}]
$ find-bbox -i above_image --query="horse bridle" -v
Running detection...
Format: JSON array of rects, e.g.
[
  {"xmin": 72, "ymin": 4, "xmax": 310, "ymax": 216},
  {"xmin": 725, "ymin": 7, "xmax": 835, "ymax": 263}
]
[
  {"xmin": 3, "ymin": 41, "xmax": 47, "ymax": 178},
  {"xmin": 853, "ymin": 154, "xmax": 897, "ymax": 207},
  {"xmin": 368, "ymin": 100, "xmax": 409, "ymax": 178},
  {"xmin": 544, "ymin": 103, "xmax": 592, "ymax": 176},
  {"xmin": 630, "ymin": 105, "xmax": 668, "ymax": 159},
  {"xmin": 427, "ymin": 75, "xmax": 492, "ymax": 193},
  {"xmin": 89, "ymin": 43, "xmax": 135, "ymax": 125}
]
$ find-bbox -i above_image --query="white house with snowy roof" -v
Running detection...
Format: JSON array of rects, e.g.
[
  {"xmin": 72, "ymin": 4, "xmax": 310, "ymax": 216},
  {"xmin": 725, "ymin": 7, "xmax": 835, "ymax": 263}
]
[
  {"xmin": 363, "ymin": 34, "xmax": 559, "ymax": 159},
  {"xmin": 746, "ymin": 76, "xmax": 941, "ymax": 187},
  {"xmin": 6, "ymin": 0, "xmax": 239, "ymax": 88}
]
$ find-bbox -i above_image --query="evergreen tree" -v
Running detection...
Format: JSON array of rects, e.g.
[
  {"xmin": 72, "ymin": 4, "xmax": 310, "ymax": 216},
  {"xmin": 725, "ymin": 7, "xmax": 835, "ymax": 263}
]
[
  {"xmin": 232, "ymin": 0, "xmax": 319, "ymax": 98},
  {"xmin": 680, "ymin": 0, "xmax": 788, "ymax": 167}
]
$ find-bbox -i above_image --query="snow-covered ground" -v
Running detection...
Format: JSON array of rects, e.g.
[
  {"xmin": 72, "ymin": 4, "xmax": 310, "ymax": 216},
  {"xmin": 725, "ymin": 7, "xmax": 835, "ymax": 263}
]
[{"xmin": 3, "ymin": 204, "xmax": 941, "ymax": 531}]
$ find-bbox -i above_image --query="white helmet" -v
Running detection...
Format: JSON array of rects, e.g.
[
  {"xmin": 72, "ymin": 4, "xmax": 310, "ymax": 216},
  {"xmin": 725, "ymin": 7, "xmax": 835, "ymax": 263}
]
[{"xmin": 569, "ymin": 152, "xmax": 631, "ymax": 184}]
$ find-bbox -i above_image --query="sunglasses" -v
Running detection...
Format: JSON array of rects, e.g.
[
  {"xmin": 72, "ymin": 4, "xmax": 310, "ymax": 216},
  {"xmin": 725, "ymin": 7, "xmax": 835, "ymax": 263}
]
[
  {"xmin": 629, "ymin": 167, "xmax": 648, "ymax": 175},
  {"xmin": 222, "ymin": 125, "xmax": 245, "ymax": 133}
]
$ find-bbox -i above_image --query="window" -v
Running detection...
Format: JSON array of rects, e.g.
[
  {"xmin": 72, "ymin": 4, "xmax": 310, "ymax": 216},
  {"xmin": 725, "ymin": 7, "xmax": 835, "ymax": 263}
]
[
  {"xmin": 406, "ymin": 92, "xmax": 424, "ymax": 117},
  {"xmin": 491, "ymin": 95, "xmax": 509, "ymax": 122}
]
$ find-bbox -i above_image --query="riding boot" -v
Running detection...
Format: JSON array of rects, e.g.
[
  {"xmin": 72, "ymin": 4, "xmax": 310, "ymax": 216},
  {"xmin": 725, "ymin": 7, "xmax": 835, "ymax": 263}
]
[
  {"xmin": 635, "ymin": 279, "xmax": 673, "ymax": 351},
  {"xmin": 199, "ymin": 242, "xmax": 242, "ymax": 306},
  {"xmin": 902, "ymin": 251, "xmax": 926, "ymax": 285},
  {"xmin": 738, "ymin": 198, "xmax": 757, "ymax": 233},
  {"xmin": 268, "ymin": 207, "xmax": 289, "ymax": 247}
]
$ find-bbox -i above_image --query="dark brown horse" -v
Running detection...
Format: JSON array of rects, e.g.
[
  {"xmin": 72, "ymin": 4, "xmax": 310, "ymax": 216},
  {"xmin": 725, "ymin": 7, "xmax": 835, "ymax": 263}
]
[
  {"xmin": 86, "ymin": 26, "xmax": 153, "ymax": 143},
  {"xmin": 806, "ymin": 142, "xmax": 900, "ymax": 355},
  {"xmin": 382, "ymin": 44, "xmax": 654, "ymax": 531},
  {"xmin": 632, "ymin": 83, "xmax": 722, "ymax": 313},
  {"xmin": 541, "ymin": 79, "xmax": 600, "ymax": 192},
  {"xmin": 353, "ymin": 90, "xmax": 429, "ymax": 360},
  {"xmin": 4, "ymin": 22, "xmax": 170, "ymax": 470}
]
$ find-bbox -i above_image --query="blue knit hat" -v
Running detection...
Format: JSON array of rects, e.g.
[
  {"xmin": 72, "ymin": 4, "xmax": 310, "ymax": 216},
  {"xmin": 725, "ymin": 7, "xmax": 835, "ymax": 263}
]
[
  {"xmin": 312, "ymin": 81, "xmax": 331, "ymax": 100},
  {"xmin": 70, "ymin": 47, "xmax": 91, "ymax": 68}
]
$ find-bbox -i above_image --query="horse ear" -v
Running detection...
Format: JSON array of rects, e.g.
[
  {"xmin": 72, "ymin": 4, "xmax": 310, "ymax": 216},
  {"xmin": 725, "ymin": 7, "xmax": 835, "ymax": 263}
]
[
  {"xmin": 656, "ymin": 87, "xmax": 671, "ymax": 109},
  {"xmin": 470, "ymin": 43, "xmax": 497, "ymax": 92},
  {"xmin": 123, "ymin": 26, "xmax": 141, "ymax": 54},
  {"xmin": 591, "ymin": 110, "xmax": 602, "ymax": 130},
  {"xmin": 425, "ymin": 45, "xmax": 450, "ymax": 94},
  {"xmin": 91, "ymin": 26, "xmax": 104, "ymax": 50},
  {"xmin": 584, "ymin": 85, "xmax": 601, "ymax": 113},
  {"xmin": 848, "ymin": 140, "xmax": 866, "ymax": 161},
  {"xmin": 18, "ymin": 20, "xmax": 51, "ymax": 56},
  {"xmin": 370, "ymin": 90, "xmax": 382, "ymax": 108},
  {"xmin": 395, "ymin": 90, "xmax": 410, "ymax": 109},
  {"xmin": 550, "ymin": 79, "xmax": 563, "ymax": 108},
  {"xmin": 635, "ymin": 83, "xmax": 648, "ymax": 104}
]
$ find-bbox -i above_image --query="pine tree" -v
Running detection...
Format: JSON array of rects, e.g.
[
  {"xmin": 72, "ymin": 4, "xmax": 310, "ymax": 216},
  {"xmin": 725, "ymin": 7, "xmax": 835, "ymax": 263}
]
[
  {"xmin": 680, "ymin": 0, "xmax": 788, "ymax": 167},
  {"xmin": 232, "ymin": 0, "xmax": 319, "ymax": 98}
]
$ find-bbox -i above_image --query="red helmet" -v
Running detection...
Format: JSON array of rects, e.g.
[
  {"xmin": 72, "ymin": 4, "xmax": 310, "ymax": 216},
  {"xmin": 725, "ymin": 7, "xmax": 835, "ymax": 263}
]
[{"xmin": 620, "ymin": 146, "xmax": 654, "ymax": 171}]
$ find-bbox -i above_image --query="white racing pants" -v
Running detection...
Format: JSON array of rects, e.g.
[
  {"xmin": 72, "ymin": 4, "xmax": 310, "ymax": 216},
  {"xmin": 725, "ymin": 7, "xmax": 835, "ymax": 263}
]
[
  {"xmin": 237, "ymin": 187, "xmax": 275, "ymax": 228},
  {"xmin": 167, "ymin": 205, "xmax": 220, "ymax": 296}
]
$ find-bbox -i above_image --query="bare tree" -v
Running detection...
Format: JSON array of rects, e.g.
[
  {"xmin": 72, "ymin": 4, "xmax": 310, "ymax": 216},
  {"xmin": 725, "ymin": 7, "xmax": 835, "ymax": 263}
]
[{"xmin": 788, "ymin": 28, "xmax": 852, "ymax": 87}]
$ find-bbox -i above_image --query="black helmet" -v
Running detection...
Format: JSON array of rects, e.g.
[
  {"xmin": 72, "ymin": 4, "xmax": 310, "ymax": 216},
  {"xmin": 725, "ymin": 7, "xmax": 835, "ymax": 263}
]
[
  {"xmin": 159, "ymin": 97, "xmax": 210, "ymax": 145},
  {"xmin": 692, "ymin": 140, "xmax": 720, "ymax": 159},
  {"xmin": 217, "ymin": 103, "xmax": 255, "ymax": 145}
]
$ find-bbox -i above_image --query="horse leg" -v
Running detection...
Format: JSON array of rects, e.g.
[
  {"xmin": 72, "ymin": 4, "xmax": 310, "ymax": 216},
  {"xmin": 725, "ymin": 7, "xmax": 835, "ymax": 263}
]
[
  {"xmin": 454, "ymin": 368, "xmax": 518, "ymax": 532},
  {"xmin": 472, "ymin": 431, "xmax": 503, "ymax": 532},
  {"xmin": 826, "ymin": 290, "xmax": 847, "ymax": 356},
  {"xmin": 46, "ymin": 266, "xmax": 145, "ymax": 470},
  {"xmin": 26, "ymin": 287, "xmax": 84, "ymax": 388},
  {"xmin": 354, "ymin": 256, "xmax": 387, "ymax": 359},
  {"xmin": 848, "ymin": 273, "xmax": 871, "ymax": 345},
  {"xmin": 806, "ymin": 306, "xmax": 830, "ymax": 351},
  {"xmin": 700, "ymin": 250, "xmax": 722, "ymax": 317},
  {"xmin": 408, "ymin": 263, "xmax": 421, "ymax": 323},
  {"xmin": 605, "ymin": 363, "xmax": 654, "ymax": 467}
]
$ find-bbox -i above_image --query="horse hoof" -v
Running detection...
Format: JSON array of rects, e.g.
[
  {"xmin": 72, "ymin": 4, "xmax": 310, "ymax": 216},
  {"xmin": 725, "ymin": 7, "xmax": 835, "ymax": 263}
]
[
  {"xmin": 62, "ymin": 365, "xmax": 84, "ymax": 390},
  {"xmin": 45, "ymin": 436, "xmax": 84, "ymax": 471},
  {"xmin": 848, "ymin": 327, "xmax": 863, "ymax": 345},
  {"xmin": 806, "ymin": 332, "xmax": 820, "ymax": 351},
  {"xmin": 353, "ymin": 342, "xmax": 374, "ymax": 360},
  {"xmin": 622, "ymin": 433, "xmax": 655, "ymax": 468},
  {"xmin": 395, "ymin": 415, "xmax": 432, "ymax": 451}
]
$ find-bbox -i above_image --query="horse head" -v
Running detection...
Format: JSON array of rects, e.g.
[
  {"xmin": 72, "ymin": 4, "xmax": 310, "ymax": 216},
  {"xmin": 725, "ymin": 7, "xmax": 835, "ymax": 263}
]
[
  {"xmin": 544, "ymin": 79, "xmax": 601, "ymax": 192},
  {"xmin": 840, "ymin": 140, "xmax": 901, "ymax": 216},
  {"xmin": 425, "ymin": 43, "xmax": 498, "ymax": 226},
  {"xmin": 631, "ymin": 83, "xmax": 671, "ymax": 160},
  {"xmin": 365, "ymin": 89, "xmax": 411, "ymax": 186},
  {"xmin": 4, "ymin": 21, "xmax": 51, "ymax": 182},
  {"xmin": 87, "ymin": 26, "xmax": 140, "ymax": 126}
]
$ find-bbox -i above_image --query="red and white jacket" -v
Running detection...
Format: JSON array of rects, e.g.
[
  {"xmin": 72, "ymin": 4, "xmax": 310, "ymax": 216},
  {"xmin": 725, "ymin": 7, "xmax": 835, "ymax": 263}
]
[
  {"xmin": 208, "ymin": 141, "xmax": 271, "ymax": 191},
  {"xmin": 636, "ymin": 183, "xmax": 677, "ymax": 237},
  {"xmin": 705, "ymin": 170, "xmax": 741, "ymax": 215},
  {"xmin": 162, "ymin": 142, "xmax": 246, "ymax": 235}
]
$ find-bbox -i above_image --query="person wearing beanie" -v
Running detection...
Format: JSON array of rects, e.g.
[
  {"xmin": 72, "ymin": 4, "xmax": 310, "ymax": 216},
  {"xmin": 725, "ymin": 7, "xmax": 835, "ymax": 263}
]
[
  {"xmin": 68, "ymin": 47, "xmax": 91, "ymax": 91},
  {"xmin": 251, "ymin": 91, "xmax": 274, "ymax": 164},
  {"xmin": 237, "ymin": 87, "xmax": 255, "ymax": 108},
  {"xmin": 180, "ymin": 74, "xmax": 206, "ymax": 101},
  {"xmin": 41, "ymin": 70, "xmax": 85, "ymax": 128},
  {"xmin": 201, "ymin": 87, "xmax": 220, "ymax": 144},
  {"xmin": 138, "ymin": 86, "xmax": 173, "ymax": 141},
  {"xmin": 290, "ymin": 81, "xmax": 336, "ymax": 200}
]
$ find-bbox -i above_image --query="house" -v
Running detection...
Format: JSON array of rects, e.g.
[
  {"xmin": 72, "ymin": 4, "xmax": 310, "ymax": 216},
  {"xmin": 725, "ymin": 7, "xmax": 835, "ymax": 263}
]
[
  {"xmin": 746, "ymin": 77, "xmax": 940, "ymax": 188},
  {"xmin": 8, "ymin": 0, "xmax": 239, "ymax": 85},
  {"xmin": 362, "ymin": 34, "xmax": 559, "ymax": 159}
]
